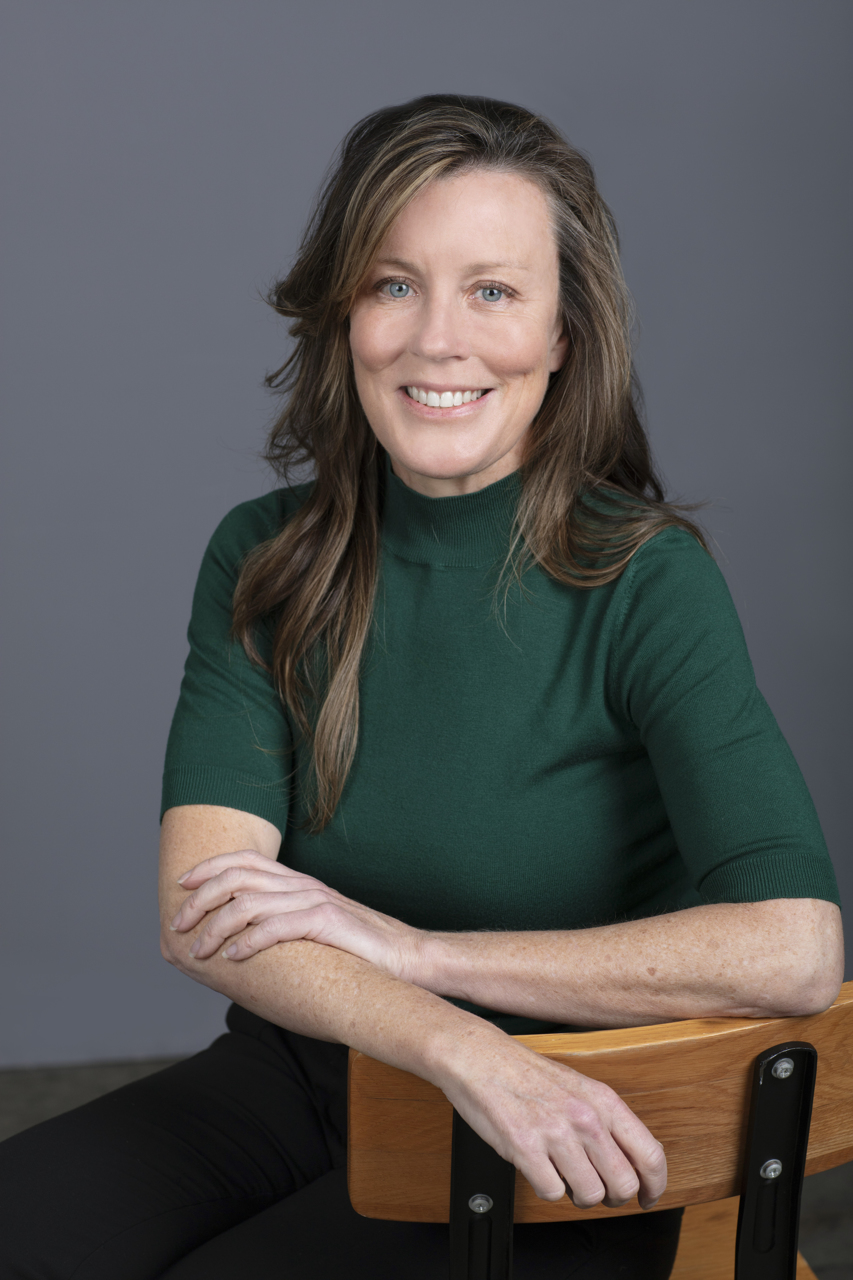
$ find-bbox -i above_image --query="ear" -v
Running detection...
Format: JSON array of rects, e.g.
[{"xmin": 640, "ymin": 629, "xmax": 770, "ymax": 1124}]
[{"xmin": 549, "ymin": 324, "xmax": 570, "ymax": 373}]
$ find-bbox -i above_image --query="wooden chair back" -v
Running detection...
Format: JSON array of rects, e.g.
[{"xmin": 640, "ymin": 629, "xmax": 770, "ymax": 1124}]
[{"xmin": 348, "ymin": 981, "xmax": 853, "ymax": 1224}]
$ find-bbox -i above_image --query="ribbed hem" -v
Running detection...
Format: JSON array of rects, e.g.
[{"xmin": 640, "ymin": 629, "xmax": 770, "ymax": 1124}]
[
  {"xmin": 698, "ymin": 850, "xmax": 840, "ymax": 907},
  {"xmin": 161, "ymin": 764, "xmax": 289, "ymax": 833}
]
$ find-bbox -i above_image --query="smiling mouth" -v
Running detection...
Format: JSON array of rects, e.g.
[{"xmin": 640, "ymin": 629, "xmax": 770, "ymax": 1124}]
[{"xmin": 405, "ymin": 386, "xmax": 489, "ymax": 407}]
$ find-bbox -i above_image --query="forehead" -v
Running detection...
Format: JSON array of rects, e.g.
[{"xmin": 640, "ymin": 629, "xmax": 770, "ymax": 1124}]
[{"xmin": 377, "ymin": 168, "xmax": 557, "ymax": 273}]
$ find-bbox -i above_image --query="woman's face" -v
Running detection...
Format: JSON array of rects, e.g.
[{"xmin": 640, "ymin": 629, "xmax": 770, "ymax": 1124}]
[{"xmin": 349, "ymin": 168, "xmax": 568, "ymax": 497}]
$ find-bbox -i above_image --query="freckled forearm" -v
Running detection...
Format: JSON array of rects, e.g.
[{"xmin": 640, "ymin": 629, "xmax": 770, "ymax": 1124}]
[
  {"xmin": 158, "ymin": 805, "xmax": 501, "ymax": 1082},
  {"xmin": 412, "ymin": 900, "xmax": 844, "ymax": 1026},
  {"xmin": 163, "ymin": 915, "xmax": 504, "ymax": 1086}
]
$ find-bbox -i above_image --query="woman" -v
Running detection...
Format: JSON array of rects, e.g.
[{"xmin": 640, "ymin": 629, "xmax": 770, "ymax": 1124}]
[{"xmin": 1, "ymin": 94, "xmax": 842, "ymax": 1280}]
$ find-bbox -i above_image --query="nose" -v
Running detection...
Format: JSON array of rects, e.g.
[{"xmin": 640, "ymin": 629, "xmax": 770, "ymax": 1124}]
[{"xmin": 409, "ymin": 292, "xmax": 471, "ymax": 362}]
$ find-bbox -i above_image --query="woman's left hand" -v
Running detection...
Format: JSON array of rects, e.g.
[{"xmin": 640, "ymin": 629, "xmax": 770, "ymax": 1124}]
[{"xmin": 169, "ymin": 849, "xmax": 424, "ymax": 981}]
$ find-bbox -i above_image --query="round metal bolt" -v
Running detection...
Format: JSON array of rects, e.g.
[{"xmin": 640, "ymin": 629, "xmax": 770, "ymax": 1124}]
[
  {"xmin": 469, "ymin": 1194, "xmax": 493, "ymax": 1214},
  {"xmin": 760, "ymin": 1159, "xmax": 783, "ymax": 1180},
  {"xmin": 772, "ymin": 1058, "xmax": 795, "ymax": 1079}
]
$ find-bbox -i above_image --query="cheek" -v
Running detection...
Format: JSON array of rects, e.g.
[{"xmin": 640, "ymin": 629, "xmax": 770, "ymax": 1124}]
[
  {"xmin": 484, "ymin": 322, "xmax": 555, "ymax": 385},
  {"xmin": 349, "ymin": 308, "xmax": 405, "ymax": 375}
]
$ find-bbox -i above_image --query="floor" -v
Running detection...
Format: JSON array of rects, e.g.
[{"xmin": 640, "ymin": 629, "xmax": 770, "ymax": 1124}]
[{"xmin": 1, "ymin": 1058, "xmax": 851, "ymax": 1278}]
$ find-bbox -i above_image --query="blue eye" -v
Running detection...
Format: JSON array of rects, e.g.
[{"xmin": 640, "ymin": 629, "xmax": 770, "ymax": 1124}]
[
  {"xmin": 480, "ymin": 287, "xmax": 504, "ymax": 302},
  {"xmin": 386, "ymin": 281, "xmax": 410, "ymax": 298}
]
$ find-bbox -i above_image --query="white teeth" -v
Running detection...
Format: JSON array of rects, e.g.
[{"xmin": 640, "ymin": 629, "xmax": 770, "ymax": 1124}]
[{"xmin": 406, "ymin": 386, "xmax": 485, "ymax": 406}]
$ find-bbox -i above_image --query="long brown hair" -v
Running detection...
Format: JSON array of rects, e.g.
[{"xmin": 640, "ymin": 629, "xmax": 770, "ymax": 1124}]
[{"xmin": 233, "ymin": 95, "xmax": 706, "ymax": 829}]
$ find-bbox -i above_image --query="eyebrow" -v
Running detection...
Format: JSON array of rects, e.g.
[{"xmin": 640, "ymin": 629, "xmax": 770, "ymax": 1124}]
[{"xmin": 374, "ymin": 257, "xmax": 532, "ymax": 275}]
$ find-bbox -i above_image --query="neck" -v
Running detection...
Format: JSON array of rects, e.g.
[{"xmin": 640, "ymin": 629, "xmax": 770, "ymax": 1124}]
[
  {"xmin": 381, "ymin": 453, "xmax": 521, "ymax": 567},
  {"xmin": 389, "ymin": 450, "xmax": 523, "ymax": 498}
]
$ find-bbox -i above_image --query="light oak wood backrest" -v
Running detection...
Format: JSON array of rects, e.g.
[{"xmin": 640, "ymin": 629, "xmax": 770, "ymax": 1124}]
[{"xmin": 348, "ymin": 981, "xmax": 853, "ymax": 1224}]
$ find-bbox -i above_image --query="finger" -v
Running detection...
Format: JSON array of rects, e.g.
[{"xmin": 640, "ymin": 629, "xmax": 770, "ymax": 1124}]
[
  {"xmin": 470, "ymin": 1127, "xmax": 574, "ymax": 1205},
  {"xmin": 189, "ymin": 892, "xmax": 294, "ymax": 956},
  {"xmin": 570, "ymin": 1138, "xmax": 640, "ymax": 1209},
  {"xmin": 171, "ymin": 871, "xmax": 271, "ymax": 932},
  {"xmin": 568, "ymin": 1115, "xmax": 641, "ymax": 1208},
  {"xmin": 171, "ymin": 866, "xmax": 316, "ymax": 931},
  {"xmin": 190, "ymin": 891, "xmax": 332, "ymax": 957},
  {"xmin": 608, "ymin": 1111, "xmax": 667, "ymax": 1209},
  {"xmin": 521, "ymin": 1154, "xmax": 575, "ymax": 1203},
  {"xmin": 549, "ymin": 1145, "xmax": 609, "ymax": 1208},
  {"xmin": 521, "ymin": 1160, "xmax": 571, "ymax": 1203},
  {"xmin": 632, "ymin": 1139, "xmax": 667, "ymax": 1210},
  {"xmin": 177, "ymin": 850, "xmax": 290, "ymax": 889},
  {"xmin": 220, "ymin": 909, "xmax": 334, "ymax": 960},
  {"xmin": 560, "ymin": 1079, "xmax": 666, "ymax": 1209},
  {"xmin": 524, "ymin": 1132, "xmax": 634, "ymax": 1209}
]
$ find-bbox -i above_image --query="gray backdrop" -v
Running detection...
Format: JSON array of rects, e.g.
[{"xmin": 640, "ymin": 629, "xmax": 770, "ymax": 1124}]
[{"xmin": 1, "ymin": 0, "xmax": 850, "ymax": 1066}]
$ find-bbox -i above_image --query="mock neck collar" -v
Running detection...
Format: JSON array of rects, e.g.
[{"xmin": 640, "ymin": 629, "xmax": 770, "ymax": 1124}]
[{"xmin": 381, "ymin": 454, "xmax": 521, "ymax": 567}]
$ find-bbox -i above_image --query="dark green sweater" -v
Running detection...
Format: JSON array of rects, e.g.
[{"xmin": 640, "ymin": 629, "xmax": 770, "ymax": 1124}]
[{"xmin": 163, "ymin": 466, "xmax": 839, "ymax": 1031}]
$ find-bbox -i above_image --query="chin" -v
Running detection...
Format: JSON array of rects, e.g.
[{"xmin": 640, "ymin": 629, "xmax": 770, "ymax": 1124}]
[
  {"xmin": 396, "ymin": 449, "xmax": 490, "ymax": 482},
  {"xmin": 387, "ymin": 433, "xmax": 503, "ymax": 477}
]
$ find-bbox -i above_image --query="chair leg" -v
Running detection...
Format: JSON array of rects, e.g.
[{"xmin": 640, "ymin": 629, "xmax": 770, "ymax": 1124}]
[
  {"xmin": 449, "ymin": 1110, "xmax": 516, "ymax": 1280},
  {"xmin": 735, "ymin": 1041, "xmax": 817, "ymax": 1280}
]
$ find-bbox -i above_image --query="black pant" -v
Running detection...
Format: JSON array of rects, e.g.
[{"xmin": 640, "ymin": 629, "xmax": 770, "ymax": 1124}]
[{"xmin": 0, "ymin": 1005, "xmax": 683, "ymax": 1279}]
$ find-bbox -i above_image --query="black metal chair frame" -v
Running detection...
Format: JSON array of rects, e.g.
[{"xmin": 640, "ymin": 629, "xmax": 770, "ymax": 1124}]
[{"xmin": 448, "ymin": 1041, "xmax": 817, "ymax": 1280}]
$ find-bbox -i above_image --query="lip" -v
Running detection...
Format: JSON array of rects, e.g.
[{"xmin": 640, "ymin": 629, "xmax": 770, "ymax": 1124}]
[{"xmin": 397, "ymin": 386, "xmax": 494, "ymax": 417}]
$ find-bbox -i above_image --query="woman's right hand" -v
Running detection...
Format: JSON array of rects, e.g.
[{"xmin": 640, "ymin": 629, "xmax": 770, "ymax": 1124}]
[{"xmin": 435, "ymin": 1031, "xmax": 666, "ymax": 1209}]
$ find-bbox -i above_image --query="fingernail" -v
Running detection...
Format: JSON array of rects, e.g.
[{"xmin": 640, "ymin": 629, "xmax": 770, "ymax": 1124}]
[
  {"xmin": 224, "ymin": 945, "xmax": 237, "ymax": 958},
  {"xmin": 189, "ymin": 940, "xmax": 200, "ymax": 957},
  {"xmin": 169, "ymin": 914, "xmax": 181, "ymax": 930},
  {"xmin": 177, "ymin": 871, "xmax": 190, "ymax": 884}
]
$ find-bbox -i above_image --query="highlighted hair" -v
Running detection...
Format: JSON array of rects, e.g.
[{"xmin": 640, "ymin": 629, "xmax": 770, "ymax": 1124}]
[{"xmin": 232, "ymin": 95, "xmax": 706, "ymax": 830}]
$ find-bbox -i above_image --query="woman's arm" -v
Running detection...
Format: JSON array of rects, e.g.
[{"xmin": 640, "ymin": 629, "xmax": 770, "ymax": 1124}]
[
  {"xmin": 159, "ymin": 804, "xmax": 667, "ymax": 1210},
  {"xmin": 411, "ymin": 898, "xmax": 844, "ymax": 1024},
  {"xmin": 175, "ymin": 850, "xmax": 843, "ymax": 1026},
  {"xmin": 159, "ymin": 805, "xmax": 464, "ymax": 1049}
]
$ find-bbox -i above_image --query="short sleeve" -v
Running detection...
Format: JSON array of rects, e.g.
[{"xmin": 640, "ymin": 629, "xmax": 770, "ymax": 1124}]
[
  {"xmin": 612, "ymin": 529, "xmax": 840, "ymax": 906},
  {"xmin": 161, "ymin": 492, "xmax": 297, "ymax": 833}
]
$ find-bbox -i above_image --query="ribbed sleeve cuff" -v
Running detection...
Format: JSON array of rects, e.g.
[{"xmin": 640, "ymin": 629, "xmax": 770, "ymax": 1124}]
[
  {"xmin": 698, "ymin": 850, "xmax": 840, "ymax": 907},
  {"xmin": 161, "ymin": 764, "xmax": 289, "ymax": 833}
]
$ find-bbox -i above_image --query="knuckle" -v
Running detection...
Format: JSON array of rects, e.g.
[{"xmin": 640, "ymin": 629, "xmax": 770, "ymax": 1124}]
[
  {"xmin": 596, "ymin": 1084, "xmax": 623, "ymax": 1115},
  {"xmin": 572, "ymin": 1185, "xmax": 605, "ymax": 1209},
  {"xmin": 513, "ymin": 1134, "xmax": 541, "ymax": 1164},
  {"xmin": 256, "ymin": 915, "xmax": 282, "ymax": 937},
  {"xmin": 582, "ymin": 1075, "xmax": 612, "ymax": 1099},
  {"xmin": 611, "ymin": 1093, "xmax": 639, "ymax": 1121},
  {"xmin": 569, "ymin": 1103, "xmax": 604, "ymax": 1140}
]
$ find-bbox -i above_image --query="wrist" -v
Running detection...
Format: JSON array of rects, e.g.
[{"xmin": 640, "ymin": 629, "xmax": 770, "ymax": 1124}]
[
  {"xmin": 345, "ymin": 973, "xmax": 505, "ymax": 1092},
  {"xmin": 414, "ymin": 1003, "xmax": 510, "ymax": 1093},
  {"xmin": 398, "ymin": 927, "xmax": 436, "ymax": 989},
  {"xmin": 401, "ymin": 930, "xmax": 456, "ymax": 993}
]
